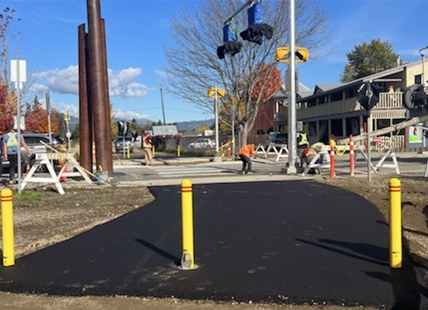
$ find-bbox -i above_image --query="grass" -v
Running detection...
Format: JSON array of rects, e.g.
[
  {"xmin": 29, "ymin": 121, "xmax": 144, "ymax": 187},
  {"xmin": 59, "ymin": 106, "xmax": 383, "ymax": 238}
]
[{"xmin": 8, "ymin": 189, "xmax": 49, "ymax": 204}]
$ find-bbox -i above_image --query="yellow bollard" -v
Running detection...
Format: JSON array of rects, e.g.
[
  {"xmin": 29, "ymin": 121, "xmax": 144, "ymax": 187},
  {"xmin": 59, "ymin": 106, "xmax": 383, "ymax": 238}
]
[
  {"xmin": 2, "ymin": 188, "xmax": 15, "ymax": 267},
  {"xmin": 152, "ymin": 145, "xmax": 155, "ymax": 158},
  {"xmin": 180, "ymin": 179, "xmax": 198, "ymax": 270},
  {"xmin": 177, "ymin": 145, "xmax": 181, "ymax": 157},
  {"xmin": 389, "ymin": 178, "xmax": 402, "ymax": 268},
  {"xmin": 127, "ymin": 146, "xmax": 130, "ymax": 159}
]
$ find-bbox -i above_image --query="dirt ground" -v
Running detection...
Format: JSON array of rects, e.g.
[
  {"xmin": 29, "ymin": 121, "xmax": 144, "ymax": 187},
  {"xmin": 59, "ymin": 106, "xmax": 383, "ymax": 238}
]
[{"xmin": 1, "ymin": 175, "xmax": 428, "ymax": 310}]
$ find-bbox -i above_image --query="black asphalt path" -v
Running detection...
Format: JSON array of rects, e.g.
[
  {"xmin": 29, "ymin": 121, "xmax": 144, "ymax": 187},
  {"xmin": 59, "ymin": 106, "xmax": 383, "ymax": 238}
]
[{"xmin": 0, "ymin": 180, "xmax": 427, "ymax": 309}]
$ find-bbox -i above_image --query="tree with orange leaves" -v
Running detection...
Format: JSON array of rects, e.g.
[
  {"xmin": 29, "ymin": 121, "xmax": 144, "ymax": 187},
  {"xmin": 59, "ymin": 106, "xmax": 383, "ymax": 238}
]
[{"xmin": 251, "ymin": 63, "xmax": 281, "ymax": 104}]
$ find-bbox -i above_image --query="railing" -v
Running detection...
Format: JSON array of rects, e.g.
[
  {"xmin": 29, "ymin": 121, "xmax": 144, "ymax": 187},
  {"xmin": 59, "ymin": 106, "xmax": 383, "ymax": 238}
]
[
  {"xmin": 377, "ymin": 92, "xmax": 403, "ymax": 109},
  {"xmin": 293, "ymin": 92, "xmax": 405, "ymax": 120},
  {"xmin": 367, "ymin": 135, "xmax": 405, "ymax": 151}
]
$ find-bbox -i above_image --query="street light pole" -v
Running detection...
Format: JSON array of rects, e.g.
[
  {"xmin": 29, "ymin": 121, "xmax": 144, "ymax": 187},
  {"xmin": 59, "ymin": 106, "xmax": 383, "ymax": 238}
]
[
  {"xmin": 160, "ymin": 88, "xmax": 166, "ymax": 125},
  {"xmin": 208, "ymin": 87, "xmax": 225, "ymax": 158},
  {"xmin": 419, "ymin": 46, "xmax": 428, "ymax": 149},
  {"xmin": 286, "ymin": 0, "xmax": 297, "ymax": 174},
  {"xmin": 231, "ymin": 105, "xmax": 235, "ymax": 159},
  {"xmin": 214, "ymin": 87, "xmax": 219, "ymax": 154}
]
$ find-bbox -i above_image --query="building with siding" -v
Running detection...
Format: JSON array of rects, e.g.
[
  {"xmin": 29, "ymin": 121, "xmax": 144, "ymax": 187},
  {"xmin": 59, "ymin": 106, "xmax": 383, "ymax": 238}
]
[{"xmin": 270, "ymin": 59, "xmax": 428, "ymax": 149}]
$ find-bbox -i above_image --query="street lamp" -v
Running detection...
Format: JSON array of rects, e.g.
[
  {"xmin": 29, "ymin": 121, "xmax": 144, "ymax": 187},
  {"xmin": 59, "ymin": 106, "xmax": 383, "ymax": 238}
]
[
  {"xmin": 419, "ymin": 46, "xmax": 428, "ymax": 149},
  {"xmin": 419, "ymin": 46, "xmax": 428, "ymax": 89},
  {"xmin": 208, "ymin": 87, "xmax": 225, "ymax": 157}
]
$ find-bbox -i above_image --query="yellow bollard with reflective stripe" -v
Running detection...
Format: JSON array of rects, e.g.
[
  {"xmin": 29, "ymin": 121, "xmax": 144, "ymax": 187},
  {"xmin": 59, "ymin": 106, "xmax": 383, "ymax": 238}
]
[
  {"xmin": 389, "ymin": 178, "xmax": 402, "ymax": 268},
  {"xmin": 2, "ymin": 188, "xmax": 15, "ymax": 267},
  {"xmin": 180, "ymin": 179, "xmax": 198, "ymax": 270}
]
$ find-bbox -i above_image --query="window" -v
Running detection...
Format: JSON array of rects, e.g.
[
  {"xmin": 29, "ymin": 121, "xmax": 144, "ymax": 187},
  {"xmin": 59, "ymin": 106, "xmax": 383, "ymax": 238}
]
[{"xmin": 415, "ymin": 74, "xmax": 422, "ymax": 84}]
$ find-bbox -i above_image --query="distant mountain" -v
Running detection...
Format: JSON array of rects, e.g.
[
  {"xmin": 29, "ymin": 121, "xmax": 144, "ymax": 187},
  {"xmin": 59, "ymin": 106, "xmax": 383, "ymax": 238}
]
[
  {"xmin": 132, "ymin": 118, "xmax": 214, "ymax": 132},
  {"xmin": 70, "ymin": 116, "xmax": 214, "ymax": 133},
  {"xmin": 176, "ymin": 119, "xmax": 214, "ymax": 131}
]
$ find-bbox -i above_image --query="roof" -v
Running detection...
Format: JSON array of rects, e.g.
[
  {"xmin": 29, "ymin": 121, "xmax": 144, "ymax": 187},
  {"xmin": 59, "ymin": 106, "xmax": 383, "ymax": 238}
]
[{"xmin": 272, "ymin": 82, "xmax": 313, "ymax": 100}]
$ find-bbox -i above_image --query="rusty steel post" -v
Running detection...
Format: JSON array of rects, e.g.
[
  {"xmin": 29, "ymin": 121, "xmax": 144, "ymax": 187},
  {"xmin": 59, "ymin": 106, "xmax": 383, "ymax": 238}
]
[
  {"xmin": 101, "ymin": 18, "xmax": 113, "ymax": 174},
  {"xmin": 87, "ymin": 0, "xmax": 113, "ymax": 176},
  {"xmin": 78, "ymin": 24, "xmax": 92, "ymax": 173}
]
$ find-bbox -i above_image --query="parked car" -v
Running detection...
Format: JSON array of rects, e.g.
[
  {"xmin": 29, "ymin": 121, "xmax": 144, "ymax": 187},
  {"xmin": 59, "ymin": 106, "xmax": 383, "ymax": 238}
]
[
  {"xmin": 188, "ymin": 138, "xmax": 216, "ymax": 149},
  {"xmin": 2, "ymin": 133, "xmax": 66, "ymax": 172},
  {"xmin": 23, "ymin": 133, "xmax": 66, "ymax": 154},
  {"xmin": 266, "ymin": 132, "xmax": 288, "ymax": 145},
  {"xmin": 115, "ymin": 136, "xmax": 134, "ymax": 153}
]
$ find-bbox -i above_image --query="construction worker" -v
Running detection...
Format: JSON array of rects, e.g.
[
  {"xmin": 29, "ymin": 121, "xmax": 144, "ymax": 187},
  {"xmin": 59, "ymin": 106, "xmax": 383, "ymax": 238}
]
[
  {"xmin": 297, "ymin": 130, "xmax": 309, "ymax": 166},
  {"xmin": 238, "ymin": 143, "xmax": 256, "ymax": 174},
  {"xmin": 301, "ymin": 142, "xmax": 325, "ymax": 174},
  {"xmin": 142, "ymin": 131, "xmax": 153, "ymax": 166},
  {"xmin": 3, "ymin": 127, "xmax": 32, "ymax": 184}
]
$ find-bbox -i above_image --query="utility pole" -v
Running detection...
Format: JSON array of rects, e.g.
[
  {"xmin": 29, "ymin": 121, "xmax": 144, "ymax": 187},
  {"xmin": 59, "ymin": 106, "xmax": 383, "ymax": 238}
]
[{"xmin": 160, "ymin": 88, "xmax": 166, "ymax": 125}]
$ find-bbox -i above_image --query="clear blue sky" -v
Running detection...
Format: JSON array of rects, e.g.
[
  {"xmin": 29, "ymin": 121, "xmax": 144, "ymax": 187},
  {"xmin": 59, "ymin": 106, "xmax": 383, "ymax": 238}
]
[{"xmin": 4, "ymin": 0, "xmax": 427, "ymax": 124}]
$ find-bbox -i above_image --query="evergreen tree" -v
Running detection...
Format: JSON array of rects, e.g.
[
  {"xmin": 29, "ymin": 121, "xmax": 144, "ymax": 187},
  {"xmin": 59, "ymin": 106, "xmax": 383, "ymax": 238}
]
[{"xmin": 340, "ymin": 39, "xmax": 402, "ymax": 83}]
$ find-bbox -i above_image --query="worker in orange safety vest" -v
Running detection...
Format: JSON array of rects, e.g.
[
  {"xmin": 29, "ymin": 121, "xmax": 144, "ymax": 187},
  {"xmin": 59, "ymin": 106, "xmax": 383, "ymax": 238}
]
[{"xmin": 238, "ymin": 143, "xmax": 256, "ymax": 174}]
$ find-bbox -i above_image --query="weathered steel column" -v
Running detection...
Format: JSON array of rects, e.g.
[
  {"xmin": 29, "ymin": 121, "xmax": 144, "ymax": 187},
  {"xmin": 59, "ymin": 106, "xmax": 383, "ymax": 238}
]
[
  {"xmin": 87, "ymin": 0, "xmax": 113, "ymax": 176},
  {"xmin": 78, "ymin": 24, "xmax": 92, "ymax": 172},
  {"xmin": 101, "ymin": 18, "xmax": 113, "ymax": 174}
]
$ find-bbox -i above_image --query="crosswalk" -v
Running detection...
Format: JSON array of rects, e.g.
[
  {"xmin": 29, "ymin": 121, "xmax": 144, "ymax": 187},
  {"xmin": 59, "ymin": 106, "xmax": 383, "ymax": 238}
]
[{"xmin": 151, "ymin": 164, "xmax": 237, "ymax": 178}]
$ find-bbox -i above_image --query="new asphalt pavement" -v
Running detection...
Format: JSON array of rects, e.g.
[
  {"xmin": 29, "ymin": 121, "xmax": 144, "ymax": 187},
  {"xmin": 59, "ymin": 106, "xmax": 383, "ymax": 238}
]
[{"xmin": 1, "ymin": 179, "xmax": 428, "ymax": 309}]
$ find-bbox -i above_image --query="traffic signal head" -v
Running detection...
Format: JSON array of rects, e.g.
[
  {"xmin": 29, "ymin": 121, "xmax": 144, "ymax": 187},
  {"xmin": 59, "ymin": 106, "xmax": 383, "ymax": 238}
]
[
  {"xmin": 357, "ymin": 82, "xmax": 379, "ymax": 111},
  {"xmin": 217, "ymin": 23, "xmax": 242, "ymax": 60},
  {"xmin": 295, "ymin": 48, "xmax": 309, "ymax": 63},
  {"xmin": 276, "ymin": 46, "xmax": 309, "ymax": 63},
  {"xmin": 240, "ymin": 2, "xmax": 273, "ymax": 45},
  {"xmin": 208, "ymin": 88, "xmax": 225, "ymax": 98},
  {"xmin": 276, "ymin": 46, "xmax": 289, "ymax": 62}
]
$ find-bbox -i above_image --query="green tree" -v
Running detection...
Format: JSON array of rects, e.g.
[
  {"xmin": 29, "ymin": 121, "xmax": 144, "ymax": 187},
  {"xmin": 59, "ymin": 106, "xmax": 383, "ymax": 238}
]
[
  {"xmin": 160, "ymin": 0, "xmax": 329, "ymax": 146},
  {"xmin": 340, "ymin": 39, "xmax": 402, "ymax": 83}
]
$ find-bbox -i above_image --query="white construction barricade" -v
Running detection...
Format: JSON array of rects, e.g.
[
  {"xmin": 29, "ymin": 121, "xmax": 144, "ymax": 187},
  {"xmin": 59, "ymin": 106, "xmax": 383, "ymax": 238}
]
[
  {"xmin": 357, "ymin": 146, "xmax": 400, "ymax": 175},
  {"xmin": 301, "ymin": 150, "xmax": 331, "ymax": 176},
  {"xmin": 255, "ymin": 143, "xmax": 288, "ymax": 161},
  {"xmin": 21, "ymin": 152, "xmax": 93, "ymax": 195},
  {"xmin": 21, "ymin": 153, "xmax": 66, "ymax": 194}
]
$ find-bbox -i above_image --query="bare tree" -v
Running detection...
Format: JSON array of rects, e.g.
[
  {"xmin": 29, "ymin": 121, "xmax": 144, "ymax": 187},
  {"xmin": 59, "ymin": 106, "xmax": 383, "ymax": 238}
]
[
  {"xmin": 160, "ymin": 0, "xmax": 329, "ymax": 146},
  {"xmin": 0, "ymin": 7, "xmax": 37, "ymax": 131}
]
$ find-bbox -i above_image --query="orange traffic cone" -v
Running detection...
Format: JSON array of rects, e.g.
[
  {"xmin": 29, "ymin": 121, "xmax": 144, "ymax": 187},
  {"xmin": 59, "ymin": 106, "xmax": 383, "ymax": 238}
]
[{"xmin": 60, "ymin": 163, "xmax": 67, "ymax": 182}]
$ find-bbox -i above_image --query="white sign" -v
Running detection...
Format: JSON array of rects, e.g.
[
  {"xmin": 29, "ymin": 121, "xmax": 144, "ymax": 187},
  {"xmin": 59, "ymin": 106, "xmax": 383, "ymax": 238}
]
[
  {"xmin": 11, "ymin": 60, "xmax": 27, "ymax": 89},
  {"xmin": 13, "ymin": 116, "xmax": 26, "ymax": 130}
]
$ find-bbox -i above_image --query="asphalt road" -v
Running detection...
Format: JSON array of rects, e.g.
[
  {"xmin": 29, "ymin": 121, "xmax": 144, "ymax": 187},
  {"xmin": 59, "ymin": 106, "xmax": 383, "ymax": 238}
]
[
  {"xmin": 111, "ymin": 150, "xmax": 428, "ymax": 185},
  {"xmin": 0, "ymin": 181, "xmax": 427, "ymax": 309}
]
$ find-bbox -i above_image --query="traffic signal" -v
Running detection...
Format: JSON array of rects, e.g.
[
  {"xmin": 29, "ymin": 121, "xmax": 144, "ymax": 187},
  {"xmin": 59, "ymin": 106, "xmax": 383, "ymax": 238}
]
[
  {"xmin": 276, "ymin": 47, "xmax": 289, "ymax": 62},
  {"xmin": 117, "ymin": 121, "xmax": 129, "ymax": 136},
  {"xmin": 295, "ymin": 48, "xmax": 309, "ymax": 63},
  {"xmin": 208, "ymin": 88, "xmax": 225, "ymax": 98},
  {"xmin": 357, "ymin": 82, "xmax": 379, "ymax": 111},
  {"xmin": 276, "ymin": 46, "xmax": 309, "ymax": 63},
  {"xmin": 217, "ymin": 23, "xmax": 242, "ymax": 60},
  {"xmin": 240, "ymin": 2, "xmax": 273, "ymax": 45}
]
